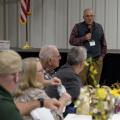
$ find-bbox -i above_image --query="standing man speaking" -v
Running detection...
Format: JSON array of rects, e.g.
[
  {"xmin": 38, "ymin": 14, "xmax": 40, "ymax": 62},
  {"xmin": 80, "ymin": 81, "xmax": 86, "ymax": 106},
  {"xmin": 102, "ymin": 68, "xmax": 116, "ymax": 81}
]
[{"xmin": 69, "ymin": 8, "xmax": 107, "ymax": 85}]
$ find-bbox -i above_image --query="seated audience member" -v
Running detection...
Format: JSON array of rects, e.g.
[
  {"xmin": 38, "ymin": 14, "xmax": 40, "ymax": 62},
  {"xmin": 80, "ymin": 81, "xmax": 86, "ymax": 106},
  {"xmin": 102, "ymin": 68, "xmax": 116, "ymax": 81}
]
[
  {"xmin": 44, "ymin": 46, "xmax": 87, "ymax": 115},
  {"xmin": 39, "ymin": 45, "xmax": 61, "ymax": 86},
  {"xmin": 39, "ymin": 45, "xmax": 61, "ymax": 80},
  {"xmin": 15, "ymin": 57, "xmax": 71, "ymax": 120},
  {"xmin": 0, "ymin": 50, "xmax": 23, "ymax": 120},
  {"xmin": 56, "ymin": 46, "xmax": 87, "ymax": 100},
  {"xmin": 39, "ymin": 45, "xmax": 69, "ymax": 98}
]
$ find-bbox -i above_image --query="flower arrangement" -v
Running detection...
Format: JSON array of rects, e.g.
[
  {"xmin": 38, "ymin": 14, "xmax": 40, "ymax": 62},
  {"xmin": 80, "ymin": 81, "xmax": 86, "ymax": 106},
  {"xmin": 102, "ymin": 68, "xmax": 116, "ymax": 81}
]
[
  {"xmin": 75, "ymin": 58, "xmax": 116, "ymax": 120},
  {"xmin": 84, "ymin": 57, "xmax": 98, "ymax": 86},
  {"xmin": 111, "ymin": 82, "xmax": 120, "ymax": 113},
  {"xmin": 111, "ymin": 83, "xmax": 120, "ymax": 97},
  {"xmin": 75, "ymin": 85, "xmax": 115, "ymax": 120}
]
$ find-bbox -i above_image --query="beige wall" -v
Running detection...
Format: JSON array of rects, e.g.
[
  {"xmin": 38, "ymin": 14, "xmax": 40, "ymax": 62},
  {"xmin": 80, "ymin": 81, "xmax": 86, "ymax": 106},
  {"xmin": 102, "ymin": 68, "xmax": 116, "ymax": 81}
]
[{"xmin": 2, "ymin": 0, "xmax": 120, "ymax": 49}]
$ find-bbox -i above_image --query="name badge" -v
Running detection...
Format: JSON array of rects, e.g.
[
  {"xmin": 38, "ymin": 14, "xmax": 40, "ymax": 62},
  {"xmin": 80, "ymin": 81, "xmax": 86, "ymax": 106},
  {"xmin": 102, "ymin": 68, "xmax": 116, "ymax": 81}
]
[{"xmin": 89, "ymin": 40, "xmax": 95, "ymax": 46}]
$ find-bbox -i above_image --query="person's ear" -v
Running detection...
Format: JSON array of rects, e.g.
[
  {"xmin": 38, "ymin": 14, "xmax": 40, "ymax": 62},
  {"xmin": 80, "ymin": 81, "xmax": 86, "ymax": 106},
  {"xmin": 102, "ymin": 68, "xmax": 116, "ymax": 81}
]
[
  {"xmin": 48, "ymin": 58, "xmax": 53, "ymax": 66},
  {"xmin": 79, "ymin": 62, "xmax": 84, "ymax": 71}
]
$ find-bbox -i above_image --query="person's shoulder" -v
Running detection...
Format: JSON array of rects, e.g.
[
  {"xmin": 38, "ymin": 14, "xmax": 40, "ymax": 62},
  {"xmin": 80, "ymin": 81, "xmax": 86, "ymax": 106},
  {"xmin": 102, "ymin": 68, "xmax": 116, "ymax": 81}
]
[
  {"xmin": 0, "ymin": 98, "xmax": 17, "ymax": 111},
  {"xmin": 0, "ymin": 101, "xmax": 23, "ymax": 120},
  {"xmin": 56, "ymin": 63, "xmax": 72, "ymax": 72},
  {"xmin": 94, "ymin": 22, "xmax": 103, "ymax": 27},
  {"xmin": 0, "ymin": 94, "xmax": 12, "ymax": 104},
  {"xmin": 75, "ymin": 21, "xmax": 84, "ymax": 26},
  {"xmin": 0, "ymin": 94, "xmax": 22, "ymax": 120},
  {"xmin": 73, "ymin": 22, "xmax": 86, "ymax": 30},
  {"xmin": 56, "ymin": 64, "xmax": 77, "ymax": 78}
]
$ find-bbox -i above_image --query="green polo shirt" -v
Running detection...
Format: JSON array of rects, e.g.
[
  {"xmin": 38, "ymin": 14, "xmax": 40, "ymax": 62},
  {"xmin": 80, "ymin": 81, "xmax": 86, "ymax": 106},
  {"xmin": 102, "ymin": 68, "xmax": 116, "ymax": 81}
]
[{"xmin": 0, "ymin": 85, "xmax": 23, "ymax": 120}]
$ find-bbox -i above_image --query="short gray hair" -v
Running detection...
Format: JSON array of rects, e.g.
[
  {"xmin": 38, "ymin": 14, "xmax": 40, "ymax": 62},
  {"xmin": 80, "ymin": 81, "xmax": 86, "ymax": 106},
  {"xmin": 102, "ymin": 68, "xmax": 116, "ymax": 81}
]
[
  {"xmin": 67, "ymin": 46, "xmax": 87, "ymax": 65},
  {"xmin": 39, "ymin": 45, "xmax": 58, "ymax": 63},
  {"xmin": 83, "ymin": 8, "xmax": 94, "ymax": 16},
  {"xmin": 0, "ymin": 50, "xmax": 22, "ymax": 74}
]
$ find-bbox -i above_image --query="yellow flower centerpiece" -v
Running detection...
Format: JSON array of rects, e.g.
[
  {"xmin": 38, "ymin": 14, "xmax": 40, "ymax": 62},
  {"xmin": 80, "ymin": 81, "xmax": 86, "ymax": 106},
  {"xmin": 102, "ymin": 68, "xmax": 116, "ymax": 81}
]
[
  {"xmin": 75, "ymin": 58, "xmax": 115, "ymax": 120},
  {"xmin": 111, "ymin": 82, "xmax": 120, "ymax": 97},
  {"xmin": 111, "ymin": 89, "xmax": 120, "ymax": 97},
  {"xmin": 75, "ymin": 85, "xmax": 115, "ymax": 120},
  {"xmin": 111, "ymin": 83, "xmax": 120, "ymax": 113}
]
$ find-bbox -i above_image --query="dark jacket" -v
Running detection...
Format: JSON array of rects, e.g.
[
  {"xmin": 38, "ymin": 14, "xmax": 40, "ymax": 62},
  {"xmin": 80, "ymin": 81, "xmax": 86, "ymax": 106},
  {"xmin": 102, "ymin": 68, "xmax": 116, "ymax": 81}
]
[{"xmin": 45, "ymin": 63, "xmax": 82, "ymax": 100}]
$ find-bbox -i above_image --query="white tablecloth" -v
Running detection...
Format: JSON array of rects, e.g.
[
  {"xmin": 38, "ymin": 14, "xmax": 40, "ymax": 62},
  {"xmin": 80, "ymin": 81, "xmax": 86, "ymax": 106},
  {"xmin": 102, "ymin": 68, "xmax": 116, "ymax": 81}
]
[
  {"xmin": 64, "ymin": 114, "xmax": 92, "ymax": 120},
  {"xmin": 64, "ymin": 113, "xmax": 120, "ymax": 120},
  {"xmin": 30, "ymin": 107, "xmax": 54, "ymax": 120}
]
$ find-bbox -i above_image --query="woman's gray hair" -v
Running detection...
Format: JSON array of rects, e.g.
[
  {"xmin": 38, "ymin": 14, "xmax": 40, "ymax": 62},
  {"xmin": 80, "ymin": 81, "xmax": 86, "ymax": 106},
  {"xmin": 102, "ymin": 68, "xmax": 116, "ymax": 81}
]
[{"xmin": 67, "ymin": 46, "xmax": 87, "ymax": 65}]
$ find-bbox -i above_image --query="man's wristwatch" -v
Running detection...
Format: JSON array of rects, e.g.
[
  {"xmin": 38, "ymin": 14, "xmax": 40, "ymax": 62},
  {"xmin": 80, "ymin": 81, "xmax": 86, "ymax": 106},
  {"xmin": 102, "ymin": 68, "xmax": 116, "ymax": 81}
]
[{"xmin": 38, "ymin": 98, "xmax": 44, "ymax": 107}]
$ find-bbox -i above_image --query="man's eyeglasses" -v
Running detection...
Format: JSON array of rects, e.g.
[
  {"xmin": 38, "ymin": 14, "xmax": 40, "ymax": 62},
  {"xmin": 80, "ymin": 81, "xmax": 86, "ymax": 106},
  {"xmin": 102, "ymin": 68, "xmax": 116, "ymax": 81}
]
[{"xmin": 85, "ymin": 15, "xmax": 95, "ymax": 18}]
